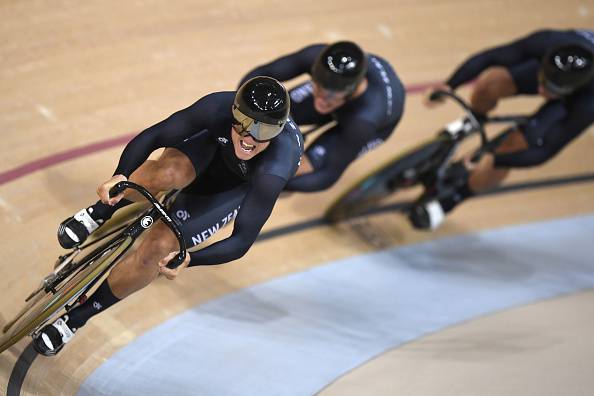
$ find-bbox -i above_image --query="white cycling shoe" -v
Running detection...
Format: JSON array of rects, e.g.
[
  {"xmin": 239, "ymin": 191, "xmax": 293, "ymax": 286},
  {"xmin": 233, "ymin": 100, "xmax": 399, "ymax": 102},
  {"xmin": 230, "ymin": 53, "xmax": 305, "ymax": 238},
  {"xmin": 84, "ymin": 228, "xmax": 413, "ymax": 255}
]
[
  {"xmin": 33, "ymin": 315, "xmax": 77, "ymax": 356},
  {"xmin": 409, "ymin": 199, "xmax": 446, "ymax": 230}
]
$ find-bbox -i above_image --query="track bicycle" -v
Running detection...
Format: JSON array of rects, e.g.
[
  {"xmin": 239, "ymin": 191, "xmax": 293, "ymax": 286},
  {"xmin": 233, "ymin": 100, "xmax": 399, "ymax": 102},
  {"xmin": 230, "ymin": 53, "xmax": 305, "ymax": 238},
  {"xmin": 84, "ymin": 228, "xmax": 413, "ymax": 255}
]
[
  {"xmin": 325, "ymin": 90, "xmax": 527, "ymax": 228},
  {"xmin": 0, "ymin": 181, "xmax": 186, "ymax": 354}
]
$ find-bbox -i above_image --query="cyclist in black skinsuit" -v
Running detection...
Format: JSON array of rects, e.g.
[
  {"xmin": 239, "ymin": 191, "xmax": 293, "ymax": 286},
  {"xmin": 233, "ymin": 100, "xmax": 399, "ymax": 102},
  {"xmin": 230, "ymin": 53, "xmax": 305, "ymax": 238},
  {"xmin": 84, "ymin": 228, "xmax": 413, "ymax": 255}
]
[
  {"xmin": 413, "ymin": 29, "xmax": 594, "ymax": 229},
  {"xmin": 240, "ymin": 41, "xmax": 405, "ymax": 192},
  {"xmin": 34, "ymin": 76, "xmax": 303, "ymax": 356}
]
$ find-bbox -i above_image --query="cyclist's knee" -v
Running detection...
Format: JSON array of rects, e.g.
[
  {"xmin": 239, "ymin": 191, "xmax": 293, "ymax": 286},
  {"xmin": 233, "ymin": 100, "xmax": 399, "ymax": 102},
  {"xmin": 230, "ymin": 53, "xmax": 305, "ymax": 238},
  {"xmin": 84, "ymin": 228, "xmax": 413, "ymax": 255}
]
[
  {"xmin": 136, "ymin": 224, "xmax": 177, "ymax": 268},
  {"xmin": 476, "ymin": 67, "xmax": 515, "ymax": 94},
  {"xmin": 154, "ymin": 150, "xmax": 196, "ymax": 190},
  {"xmin": 471, "ymin": 67, "xmax": 516, "ymax": 112}
]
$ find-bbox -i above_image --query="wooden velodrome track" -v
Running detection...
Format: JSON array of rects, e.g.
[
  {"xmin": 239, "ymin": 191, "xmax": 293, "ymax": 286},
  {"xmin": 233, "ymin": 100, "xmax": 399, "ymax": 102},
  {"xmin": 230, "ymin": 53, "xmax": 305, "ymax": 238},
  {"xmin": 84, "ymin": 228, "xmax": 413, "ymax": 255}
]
[{"xmin": 1, "ymin": 1, "xmax": 594, "ymax": 395}]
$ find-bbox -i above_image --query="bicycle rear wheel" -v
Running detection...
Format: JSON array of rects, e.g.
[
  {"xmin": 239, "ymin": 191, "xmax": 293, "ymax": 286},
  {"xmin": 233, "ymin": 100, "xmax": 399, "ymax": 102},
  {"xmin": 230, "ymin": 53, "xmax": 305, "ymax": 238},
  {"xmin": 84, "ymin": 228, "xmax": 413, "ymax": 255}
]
[
  {"xmin": 325, "ymin": 136, "xmax": 449, "ymax": 223},
  {"xmin": 0, "ymin": 235, "xmax": 133, "ymax": 354}
]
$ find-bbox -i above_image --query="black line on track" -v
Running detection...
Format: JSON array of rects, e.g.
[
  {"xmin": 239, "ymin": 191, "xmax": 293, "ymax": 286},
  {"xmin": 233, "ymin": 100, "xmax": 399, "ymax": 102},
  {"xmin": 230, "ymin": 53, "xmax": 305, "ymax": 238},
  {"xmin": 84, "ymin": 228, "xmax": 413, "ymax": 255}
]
[
  {"xmin": 256, "ymin": 172, "xmax": 594, "ymax": 241},
  {"xmin": 6, "ymin": 343, "xmax": 37, "ymax": 396},
  {"xmin": 7, "ymin": 172, "xmax": 594, "ymax": 395}
]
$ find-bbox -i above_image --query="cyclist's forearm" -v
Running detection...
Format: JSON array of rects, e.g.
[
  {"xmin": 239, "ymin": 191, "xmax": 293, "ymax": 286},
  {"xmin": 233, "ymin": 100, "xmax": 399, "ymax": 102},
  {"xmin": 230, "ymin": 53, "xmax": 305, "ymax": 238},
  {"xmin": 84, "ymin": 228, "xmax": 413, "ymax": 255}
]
[
  {"xmin": 447, "ymin": 30, "xmax": 549, "ymax": 89},
  {"xmin": 446, "ymin": 42, "xmax": 528, "ymax": 90},
  {"xmin": 187, "ymin": 210, "xmax": 267, "ymax": 266},
  {"xmin": 188, "ymin": 237, "xmax": 251, "ymax": 266},
  {"xmin": 240, "ymin": 55, "xmax": 308, "ymax": 86},
  {"xmin": 113, "ymin": 132, "xmax": 161, "ymax": 177},
  {"xmin": 188, "ymin": 174, "xmax": 283, "ymax": 266},
  {"xmin": 239, "ymin": 44, "xmax": 323, "ymax": 86},
  {"xmin": 113, "ymin": 102, "xmax": 208, "ymax": 177},
  {"xmin": 446, "ymin": 49, "xmax": 503, "ymax": 89},
  {"xmin": 240, "ymin": 62, "xmax": 301, "ymax": 86}
]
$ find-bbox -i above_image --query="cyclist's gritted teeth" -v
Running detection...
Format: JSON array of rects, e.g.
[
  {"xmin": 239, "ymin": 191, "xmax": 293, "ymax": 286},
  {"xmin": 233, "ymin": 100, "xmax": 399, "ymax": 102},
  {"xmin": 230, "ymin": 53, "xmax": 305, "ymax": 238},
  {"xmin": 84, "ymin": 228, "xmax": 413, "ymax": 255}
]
[{"xmin": 240, "ymin": 139, "xmax": 256, "ymax": 152}]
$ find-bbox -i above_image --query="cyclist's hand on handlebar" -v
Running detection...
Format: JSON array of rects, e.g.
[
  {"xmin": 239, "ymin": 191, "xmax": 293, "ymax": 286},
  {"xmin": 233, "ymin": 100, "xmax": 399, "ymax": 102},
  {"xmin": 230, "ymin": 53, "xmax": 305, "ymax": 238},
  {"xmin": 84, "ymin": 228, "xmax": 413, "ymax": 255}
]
[
  {"xmin": 158, "ymin": 251, "xmax": 190, "ymax": 280},
  {"xmin": 97, "ymin": 175, "xmax": 128, "ymax": 205},
  {"xmin": 423, "ymin": 84, "xmax": 453, "ymax": 108}
]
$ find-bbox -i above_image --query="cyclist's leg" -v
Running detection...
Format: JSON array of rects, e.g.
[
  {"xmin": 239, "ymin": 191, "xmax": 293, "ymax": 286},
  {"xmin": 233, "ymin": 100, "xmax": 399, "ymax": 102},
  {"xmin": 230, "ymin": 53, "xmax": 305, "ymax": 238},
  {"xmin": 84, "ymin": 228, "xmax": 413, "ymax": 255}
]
[
  {"xmin": 289, "ymin": 121, "xmax": 398, "ymax": 197},
  {"xmin": 465, "ymin": 59, "xmax": 540, "ymax": 190},
  {"xmin": 410, "ymin": 128, "xmax": 529, "ymax": 229},
  {"xmin": 298, "ymin": 120, "xmax": 397, "ymax": 176},
  {"xmin": 469, "ymin": 117, "xmax": 583, "ymax": 194},
  {"xmin": 124, "ymin": 148, "xmax": 197, "ymax": 200},
  {"xmin": 108, "ymin": 184, "xmax": 247, "ymax": 294},
  {"xmin": 59, "ymin": 147, "xmax": 197, "ymax": 248},
  {"xmin": 410, "ymin": 63, "xmax": 538, "ymax": 229},
  {"xmin": 469, "ymin": 66, "xmax": 518, "ymax": 114},
  {"xmin": 449, "ymin": 60, "xmax": 539, "ymax": 192},
  {"xmin": 469, "ymin": 58, "xmax": 538, "ymax": 115},
  {"xmin": 91, "ymin": 148, "xmax": 197, "ymax": 218},
  {"xmin": 467, "ymin": 129, "xmax": 529, "ymax": 191},
  {"xmin": 440, "ymin": 129, "xmax": 528, "ymax": 201},
  {"xmin": 34, "ymin": 221, "xmax": 180, "ymax": 355},
  {"xmin": 72, "ymin": 185, "xmax": 246, "ymax": 320}
]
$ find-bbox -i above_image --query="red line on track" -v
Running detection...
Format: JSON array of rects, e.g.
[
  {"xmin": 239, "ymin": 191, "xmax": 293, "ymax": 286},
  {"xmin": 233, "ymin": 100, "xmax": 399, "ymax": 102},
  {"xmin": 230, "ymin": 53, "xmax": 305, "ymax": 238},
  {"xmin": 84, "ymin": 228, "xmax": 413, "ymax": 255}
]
[{"xmin": 0, "ymin": 134, "xmax": 136, "ymax": 186}]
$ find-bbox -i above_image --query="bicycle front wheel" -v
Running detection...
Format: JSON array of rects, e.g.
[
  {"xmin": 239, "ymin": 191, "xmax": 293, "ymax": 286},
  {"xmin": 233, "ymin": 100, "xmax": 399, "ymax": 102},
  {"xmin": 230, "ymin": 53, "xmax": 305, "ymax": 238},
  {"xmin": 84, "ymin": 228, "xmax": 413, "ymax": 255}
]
[{"xmin": 0, "ymin": 235, "xmax": 133, "ymax": 354}]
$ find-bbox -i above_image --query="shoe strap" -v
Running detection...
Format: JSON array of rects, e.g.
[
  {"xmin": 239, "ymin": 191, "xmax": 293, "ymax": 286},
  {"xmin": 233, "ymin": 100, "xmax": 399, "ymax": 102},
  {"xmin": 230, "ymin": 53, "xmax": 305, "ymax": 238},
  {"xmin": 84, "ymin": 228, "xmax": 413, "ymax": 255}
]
[
  {"xmin": 425, "ymin": 200, "xmax": 445, "ymax": 230},
  {"xmin": 74, "ymin": 209, "xmax": 100, "ymax": 233},
  {"xmin": 53, "ymin": 316, "xmax": 75, "ymax": 343}
]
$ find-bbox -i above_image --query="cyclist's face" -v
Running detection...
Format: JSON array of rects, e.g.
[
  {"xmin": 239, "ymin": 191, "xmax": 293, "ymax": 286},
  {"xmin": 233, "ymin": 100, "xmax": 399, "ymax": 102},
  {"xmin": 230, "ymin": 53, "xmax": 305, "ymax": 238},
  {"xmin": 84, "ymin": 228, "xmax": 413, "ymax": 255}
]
[
  {"xmin": 312, "ymin": 83, "xmax": 348, "ymax": 114},
  {"xmin": 231, "ymin": 125, "xmax": 270, "ymax": 161}
]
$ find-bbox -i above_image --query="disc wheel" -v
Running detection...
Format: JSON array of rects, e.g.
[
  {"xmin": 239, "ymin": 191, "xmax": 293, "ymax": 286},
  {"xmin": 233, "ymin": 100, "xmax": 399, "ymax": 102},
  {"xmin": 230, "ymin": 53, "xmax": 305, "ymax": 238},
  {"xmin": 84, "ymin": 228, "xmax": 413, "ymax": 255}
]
[{"xmin": 325, "ymin": 136, "xmax": 449, "ymax": 223}]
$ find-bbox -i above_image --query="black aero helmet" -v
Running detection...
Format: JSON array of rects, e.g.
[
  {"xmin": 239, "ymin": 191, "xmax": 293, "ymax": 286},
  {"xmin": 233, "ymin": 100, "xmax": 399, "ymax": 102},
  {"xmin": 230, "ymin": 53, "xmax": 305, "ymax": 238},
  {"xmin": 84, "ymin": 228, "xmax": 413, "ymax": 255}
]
[
  {"xmin": 311, "ymin": 41, "xmax": 368, "ymax": 94},
  {"xmin": 542, "ymin": 43, "xmax": 594, "ymax": 96},
  {"xmin": 232, "ymin": 76, "xmax": 290, "ymax": 142}
]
